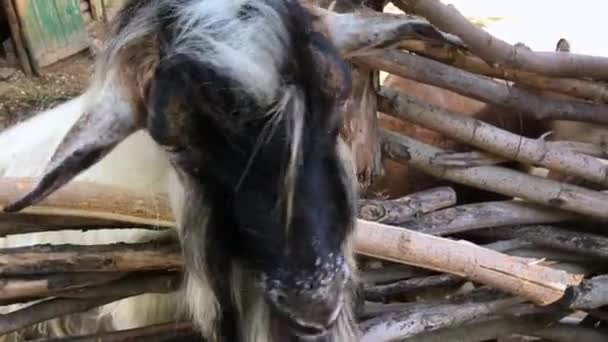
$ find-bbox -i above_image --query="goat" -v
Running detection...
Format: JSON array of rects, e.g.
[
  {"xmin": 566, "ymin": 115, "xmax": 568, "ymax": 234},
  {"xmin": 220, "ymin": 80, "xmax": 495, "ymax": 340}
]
[{"xmin": 0, "ymin": 1, "xmax": 445, "ymax": 341}]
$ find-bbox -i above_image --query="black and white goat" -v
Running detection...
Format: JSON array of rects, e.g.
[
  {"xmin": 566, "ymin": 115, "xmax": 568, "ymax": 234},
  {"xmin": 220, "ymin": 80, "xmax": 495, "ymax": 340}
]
[{"xmin": 0, "ymin": 1, "xmax": 446, "ymax": 341}]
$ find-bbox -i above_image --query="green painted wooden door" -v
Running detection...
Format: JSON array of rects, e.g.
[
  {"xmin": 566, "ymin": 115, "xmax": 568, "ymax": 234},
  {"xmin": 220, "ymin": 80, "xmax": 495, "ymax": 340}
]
[{"xmin": 13, "ymin": 0, "xmax": 89, "ymax": 69}]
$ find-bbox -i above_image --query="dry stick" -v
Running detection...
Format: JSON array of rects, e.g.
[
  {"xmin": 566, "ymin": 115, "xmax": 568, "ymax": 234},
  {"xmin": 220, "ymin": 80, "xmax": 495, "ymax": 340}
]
[
  {"xmin": 531, "ymin": 323, "xmax": 608, "ymax": 342},
  {"xmin": 559, "ymin": 275, "xmax": 608, "ymax": 310},
  {"xmin": 360, "ymin": 297, "xmax": 524, "ymax": 342},
  {"xmin": 392, "ymin": 0, "xmax": 608, "ymax": 79},
  {"xmin": 35, "ymin": 321, "xmax": 197, "ymax": 342},
  {"xmin": 0, "ymin": 241, "xmax": 182, "ymax": 276},
  {"xmin": 332, "ymin": 1, "xmax": 386, "ymax": 191},
  {"xmin": 358, "ymin": 186, "xmax": 456, "ymax": 224},
  {"xmin": 352, "ymin": 49, "xmax": 608, "ymax": 125},
  {"xmin": 55, "ymin": 273, "xmax": 180, "ymax": 299},
  {"xmin": 0, "ymin": 274, "xmax": 180, "ymax": 337},
  {"xmin": 355, "ymin": 220, "xmax": 583, "ymax": 306},
  {"xmin": 0, "ymin": 178, "xmax": 174, "ymax": 229},
  {"xmin": 400, "ymin": 313, "xmax": 564, "ymax": 342},
  {"xmin": 0, "ymin": 272, "xmax": 126, "ymax": 304},
  {"xmin": 404, "ymin": 200, "xmax": 579, "ymax": 236},
  {"xmin": 475, "ymin": 225, "xmax": 608, "ymax": 259},
  {"xmin": 365, "ymin": 273, "xmax": 463, "ymax": 301},
  {"xmin": 378, "ymin": 86, "xmax": 608, "ymax": 187},
  {"xmin": 381, "ymin": 129, "xmax": 608, "ymax": 220},
  {"xmin": 0, "ymin": 213, "xmax": 156, "ymax": 238},
  {"xmin": 37, "ymin": 322, "xmax": 196, "ymax": 342},
  {"xmin": 0, "ymin": 178, "xmax": 454, "ymax": 236},
  {"xmin": 398, "ymin": 40, "xmax": 608, "ymax": 103},
  {"xmin": 361, "ymin": 264, "xmax": 432, "ymax": 285}
]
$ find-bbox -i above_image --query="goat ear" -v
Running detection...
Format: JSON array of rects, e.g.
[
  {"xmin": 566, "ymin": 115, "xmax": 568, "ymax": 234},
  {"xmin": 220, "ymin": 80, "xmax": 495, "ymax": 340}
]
[
  {"xmin": 3, "ymin": 86, "xmax": 141, "ymax": 213},
  {"xmin": 313, "ymin": 7, "xmax": 463, "ymax": 56}
]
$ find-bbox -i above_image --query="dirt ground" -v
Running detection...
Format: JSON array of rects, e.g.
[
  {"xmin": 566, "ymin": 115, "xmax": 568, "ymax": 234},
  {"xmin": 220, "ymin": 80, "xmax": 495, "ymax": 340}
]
[{"xmin": 0, "ymin": 52, "xmax": 93, "ymax": 130}]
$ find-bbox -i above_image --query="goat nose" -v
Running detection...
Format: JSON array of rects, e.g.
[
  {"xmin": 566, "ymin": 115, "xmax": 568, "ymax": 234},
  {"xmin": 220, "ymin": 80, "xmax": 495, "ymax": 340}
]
[
  {"xmin": 271, "ymin": 275, "xmax": 345, "ymax": 331},
  {"xmin": 282, "ymin": 287, "xmax": 342, "ymax": 327}
]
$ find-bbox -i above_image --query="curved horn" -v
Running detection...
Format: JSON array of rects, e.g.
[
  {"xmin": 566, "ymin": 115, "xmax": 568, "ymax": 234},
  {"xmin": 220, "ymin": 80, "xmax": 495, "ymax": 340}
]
[
  {"xmin": 3, "ymin": 75, "xmax": 141, "ymax": 213},
  {"xmin": 313, "ymin": 7, "xmax": 464, "ymax": 56}
]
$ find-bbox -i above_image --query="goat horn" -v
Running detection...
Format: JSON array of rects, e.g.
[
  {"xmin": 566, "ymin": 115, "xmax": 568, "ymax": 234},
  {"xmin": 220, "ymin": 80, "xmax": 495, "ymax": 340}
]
[{"xmin": 314, "ymin": 7, "xmax": 464, "ymax": 57}]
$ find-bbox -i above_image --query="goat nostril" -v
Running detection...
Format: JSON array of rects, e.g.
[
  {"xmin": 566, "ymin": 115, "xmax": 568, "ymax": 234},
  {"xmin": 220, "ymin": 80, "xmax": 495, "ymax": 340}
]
[{"xmin": 276, "ymin": 293, "xmax": 287, "ymax": 306}]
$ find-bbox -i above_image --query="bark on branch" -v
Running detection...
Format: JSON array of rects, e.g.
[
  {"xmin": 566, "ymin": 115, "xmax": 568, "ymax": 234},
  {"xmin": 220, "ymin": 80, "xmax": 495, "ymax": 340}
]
[
  {"xmin": 353, "ymin": 49, "xmax": 608, "ymax": 124},
  {"xmin": 403, "ymin": 200, "xmax": 578, "ymax": 236},
  {"xmin": 0, "ymin": 274, "xmax": 179, "ymax": 336},
  {"xmin": 358, "ymin": 186, "xmax": 456, "ymax": 224},
  {"xmin": 378, "ymin": 86, "xmax": 608, "ymax": 187},
  {"xmin": 381, "ymin": 129, "xmax": 608, "ymax": 220},
  {"xmin": 0, "ymin": 272, "xmax": 125, "ymax": 304},
  {"xmin": 476, "ymin": 225, "xmax": 608, "ymax": 260},
  {"xmin": 360, "ymin": 297, "xmax": 524, "ymax": 341},
  {"xmin": 398, "ymin": 40, "xmax": 608, "ymax": 103},
  {"xmin": 559, "ymin": 275, "xmax": 608, "ymax": 310},
  {"xmin": 35, "ymin": 322, "xmax": 197, "ymax": 342},
  {"xmin": 0, "ymin": 242, "xmax": 182, "ymax": 276},
  {"xmin": 392, "ymin": 0, "xmax": 608, "ymax": 79}
]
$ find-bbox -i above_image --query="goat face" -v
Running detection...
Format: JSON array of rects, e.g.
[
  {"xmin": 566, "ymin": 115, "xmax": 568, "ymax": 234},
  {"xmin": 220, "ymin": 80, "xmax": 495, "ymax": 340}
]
[
  {"xmin": 142, "ymin": 1, "xmax": 357, "ymax": 337},
  {"xmin": 2, "ymin": 0, "xmax": 443, "ymax": 339}
]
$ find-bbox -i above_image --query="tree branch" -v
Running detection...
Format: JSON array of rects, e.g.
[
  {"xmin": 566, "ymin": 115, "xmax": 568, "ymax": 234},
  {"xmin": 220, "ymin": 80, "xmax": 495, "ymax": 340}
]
[
  {"xmin": 398, "ymin": 40, "xmax": 608, "ymax": 103},
  {"xmin": 378, "ymin": 86, "xmax": 608, "ymax": 187},
  {"xmin": 0, "ymin": 273, "xmax": 179, "ymax": 336},
  {"xmin": 355, "ymin": 219, "xmax": 583, "ymax": 306},
  {"xmin": 35, "ymin": 322, "xmax": 198, "ymax": 342},
  {"xmin": 392, "ymin": 0, "xmax": 608, "ymax": 79},
  {"xmin": 403, "ymin": 200, "xmax": 578, "ymax": 236},
  {"xmin": 353, "ymin": 49, "xmax": 608, "ymax": 124},
  {"xmin": 0, "ymin": 178, "xmax": 174, "ymax": 229},
  {"xmin": 358, "ymin": 186, "xmax": 456, "ymax": 224},
  {"xmin": 0, "ymin": 241, "xmax": 182, "ymax": 276},
  {"xmin": 381, "ymin": 129, "xmax": 608, "ymax": 220}
]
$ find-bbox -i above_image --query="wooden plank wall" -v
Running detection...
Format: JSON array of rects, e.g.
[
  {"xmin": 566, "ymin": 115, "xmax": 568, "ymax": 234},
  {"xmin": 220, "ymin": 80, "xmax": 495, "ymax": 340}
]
[{"xmin": 12, "ymin": 0, "xmax": 89, "ymax": 72}]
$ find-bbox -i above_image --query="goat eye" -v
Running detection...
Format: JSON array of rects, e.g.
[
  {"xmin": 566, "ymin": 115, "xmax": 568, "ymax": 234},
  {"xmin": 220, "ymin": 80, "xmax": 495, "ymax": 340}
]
[{"xmin": 161, "ymin": 144, "xmax": 185, "ymax": 153}]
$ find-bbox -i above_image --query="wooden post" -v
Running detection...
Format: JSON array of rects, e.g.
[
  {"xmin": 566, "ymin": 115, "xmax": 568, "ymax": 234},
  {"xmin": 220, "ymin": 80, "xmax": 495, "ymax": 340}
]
[
  {"xmin": 1, "ymin": 0, "xmax": 32, "ymax": 75},
  {"xmin": 334, "ymin": 0, "xmax": 386, "ymax": 193}
]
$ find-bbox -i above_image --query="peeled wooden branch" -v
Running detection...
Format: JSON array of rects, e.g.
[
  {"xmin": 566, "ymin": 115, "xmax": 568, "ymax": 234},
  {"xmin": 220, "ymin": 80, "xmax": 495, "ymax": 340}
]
[
  {"xmin": 392, "ymin": 0, "xmax": 608, "ymax": 79},
  {"xmin": 381, "ymin": 129, "xmax": 608, "ymax": 220},
  {"xmin": 353, "ymin": 49, "xmax": 608, "ymax": 125},
  {"xmin": 36, "ymin": 321, "xmax": 197, "ymax": 342},
  {"xmin": 0, "ymin": 178, "xmax": 174, "ymax": 229},
  {"xmin": 403, "ymin": 200, "xmax": 578, "ymax": 236},
  {"xmin": 378, "ymin": 86, "xmax": 608, "ymax": 187},
  {"xmin": 356, "ymin": 220, "xmax": 583, "ymax": 306},
  {"xmin": 358, "ymin": 186, "xmax": 456, "ymax": 224},
  {"xmin": 398, "ymin": 40, "xmax": 608, "ymax": 103},
  {"xmin": 0, "ymin": 241, "xmax": 182, "ymax": 276}
]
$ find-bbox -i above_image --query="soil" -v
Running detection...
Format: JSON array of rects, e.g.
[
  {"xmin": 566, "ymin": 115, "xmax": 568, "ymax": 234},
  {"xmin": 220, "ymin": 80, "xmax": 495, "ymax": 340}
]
[{"xmin": 0, "ymin": 52, "xmax": 94, "ymax": 130}]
